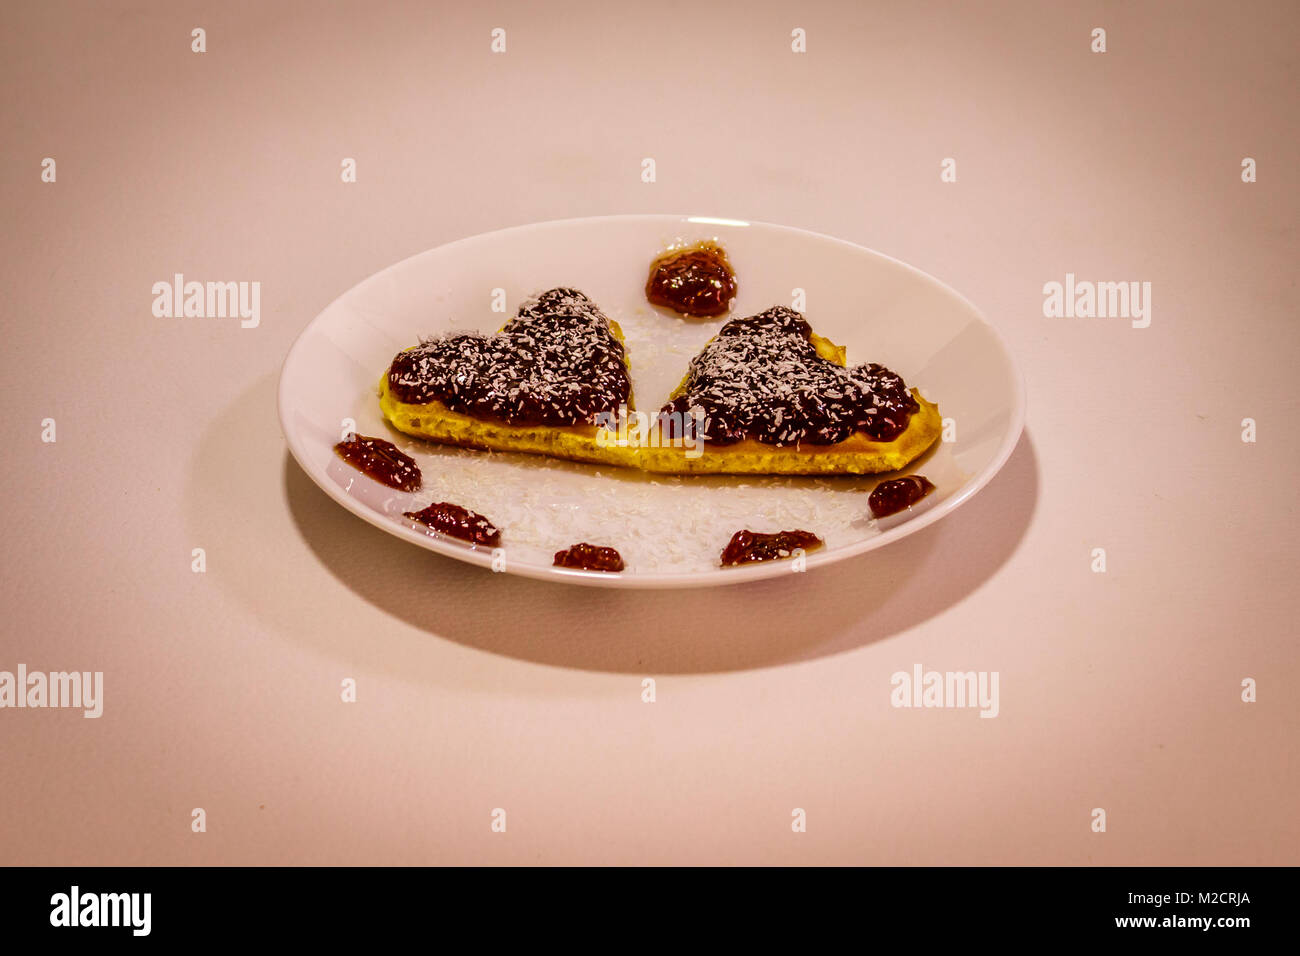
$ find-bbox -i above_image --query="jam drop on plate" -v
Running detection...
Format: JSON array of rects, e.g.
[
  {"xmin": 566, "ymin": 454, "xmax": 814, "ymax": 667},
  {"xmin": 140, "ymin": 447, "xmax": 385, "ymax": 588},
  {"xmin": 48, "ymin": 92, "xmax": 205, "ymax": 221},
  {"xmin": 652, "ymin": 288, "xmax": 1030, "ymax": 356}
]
[
  {"xmin": 720, "ymin": 529, "xmax": 823, "ymax": 567},
  {"xmin": 868, "ymin": 475, "xmax": 935, "ymax": 518},
  {"xmin": 403, "ymin": 502, "xmax": 501, "ymax": 547},
  {"xmin": 334, "ymin": 434, "xmax": 422, "ymax": 492},
  {"xmin": 553, "ymin": 543, "xmax": 625, "ymax": 572},
  {"xmin": 645, "ymin": 241, "xmax": 737, "ymax": 317}
]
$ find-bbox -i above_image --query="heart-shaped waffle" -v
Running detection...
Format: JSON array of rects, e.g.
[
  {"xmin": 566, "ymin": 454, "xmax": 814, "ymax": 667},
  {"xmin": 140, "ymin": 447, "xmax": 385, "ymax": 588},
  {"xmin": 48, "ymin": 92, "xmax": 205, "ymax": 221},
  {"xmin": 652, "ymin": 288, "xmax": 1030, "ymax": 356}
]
[
  {"xmin": 660, "ymin": 306, "xmax": 920, "ymax": 445},
  {"xmin": 386, "ymin": 288, "xmax": 632, "ymax": 427},
  {"xmin": 379, "ymin": 289, "xmax": 640, "ymax": 467},
  {"xmin": 639, "ymin": 307, "xmax": 941, "ymax": 474}
]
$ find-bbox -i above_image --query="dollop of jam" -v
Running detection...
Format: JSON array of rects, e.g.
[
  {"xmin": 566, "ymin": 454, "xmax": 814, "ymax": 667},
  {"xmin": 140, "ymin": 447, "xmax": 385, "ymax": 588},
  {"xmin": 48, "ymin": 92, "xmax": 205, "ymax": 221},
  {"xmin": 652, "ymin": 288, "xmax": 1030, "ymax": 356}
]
[
  {"xmin": 868, "ymin": 475, "xmax": 935, "ymax": 518},
  {"xmin": 646, "ymin": 241, "xmax": 738, "ymax": 317},
  {"xmin": 658, "ymin": 306, "xmax": 919, "ymax": 446},
  {"xmin": 334, "ymin": 434, "xmax": 422, "ymax": 492},
  {"xmin": 403, "ymin": 502, "xmax": 501, "ymax": 546},
  {"xmin": 720, "ymin": 529, "xmax": 823, "ymax": 567},
  {"xmin": 553, "ymin": 543, "xmax": 625, "ymax": 572},
  {"xmin": 387, "ymin": 288, "xmax": 632, "ymax": 428}
]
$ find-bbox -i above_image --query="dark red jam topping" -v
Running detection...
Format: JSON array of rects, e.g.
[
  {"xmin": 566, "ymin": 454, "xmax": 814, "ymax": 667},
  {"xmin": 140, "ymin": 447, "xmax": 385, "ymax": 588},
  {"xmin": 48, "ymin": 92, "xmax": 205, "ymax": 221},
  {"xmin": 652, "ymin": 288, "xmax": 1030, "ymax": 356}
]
[
  {"xmin": 868, "ymin": 475, "xmax": 935, "ymax": 518},
  {"xmin": 334, "ymin": 434, "xmax": 421, "ymax": 492},
  {"xmin": 386, "ymin": 288, "xmax": 632, "ymax": 427},
  {"xmin": 553, "ymin": 543, "xmax": 625, "ymax": 572},
  {"xmin": 720, "ymin": 529, "xmax": 823, "ymax": 567},
  {"xmin": 656, "ymin": 307, "xmax": 920, "ymax": 446},
  {"xmin": 403, "ymin": 502, "xmax": 501, "ymax": 546},
  {"xmin": 646, "ymin": 242, "xmax": 737, "ymax": 317}
]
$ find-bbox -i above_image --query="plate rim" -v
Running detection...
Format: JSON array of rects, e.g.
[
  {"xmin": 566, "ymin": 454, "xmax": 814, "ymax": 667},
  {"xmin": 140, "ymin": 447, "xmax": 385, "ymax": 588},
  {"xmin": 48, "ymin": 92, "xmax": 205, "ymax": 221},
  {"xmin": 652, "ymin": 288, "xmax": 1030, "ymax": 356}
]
[{"xmin": 277, "ymin": 213, "xmax": 1027, "ymax": 589}]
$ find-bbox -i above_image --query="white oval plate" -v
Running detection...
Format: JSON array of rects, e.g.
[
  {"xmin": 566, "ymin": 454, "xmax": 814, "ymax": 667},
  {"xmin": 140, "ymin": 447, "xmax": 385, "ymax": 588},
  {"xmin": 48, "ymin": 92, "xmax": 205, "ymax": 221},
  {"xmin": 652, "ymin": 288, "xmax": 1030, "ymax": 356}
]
[{"xmin": 278, "ymin": 215, "xmax": 1024, "ymax": 588}]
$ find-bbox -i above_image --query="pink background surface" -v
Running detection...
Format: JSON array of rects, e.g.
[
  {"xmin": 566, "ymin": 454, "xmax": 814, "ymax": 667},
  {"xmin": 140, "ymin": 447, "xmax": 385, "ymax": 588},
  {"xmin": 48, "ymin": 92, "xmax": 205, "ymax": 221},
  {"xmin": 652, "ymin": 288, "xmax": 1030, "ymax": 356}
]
[{"xmin": 1, "ymin": 0, "xmax": 1296, "ymax": 864}]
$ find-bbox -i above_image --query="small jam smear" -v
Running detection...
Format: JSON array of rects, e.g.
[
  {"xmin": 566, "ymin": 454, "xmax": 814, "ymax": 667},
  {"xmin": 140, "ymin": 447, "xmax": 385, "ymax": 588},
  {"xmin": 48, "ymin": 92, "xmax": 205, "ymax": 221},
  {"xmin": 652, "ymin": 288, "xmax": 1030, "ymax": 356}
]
[
  {"xmin": 645, "ymin": 241, "xmax": 737, "ymax": 317},
  {"xmin": 553, "ymin": 543, "xmax": 625, "ymax": 572},
  {"xmin": 868, "ymin": 475, "xmax": 935, "ymax": 518},
  {"xmin": 403, "ymin": 502, "xmax": 501, "ymax": 547},
  {"xmin": 720, "ymin": 529, "xmax": 823, "ymax": 567},
  {"xmin": 334, "ymin": 434, "xmax": 421, "ymax": 492}
]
